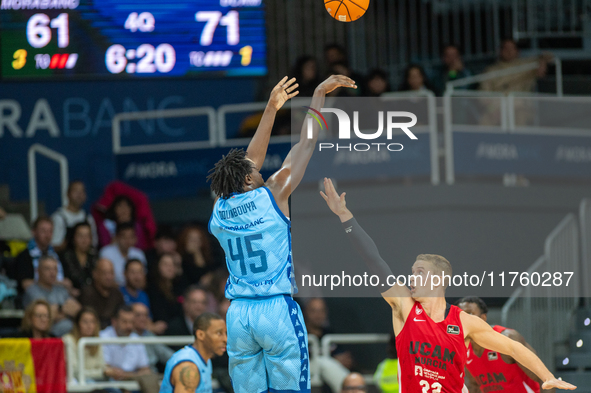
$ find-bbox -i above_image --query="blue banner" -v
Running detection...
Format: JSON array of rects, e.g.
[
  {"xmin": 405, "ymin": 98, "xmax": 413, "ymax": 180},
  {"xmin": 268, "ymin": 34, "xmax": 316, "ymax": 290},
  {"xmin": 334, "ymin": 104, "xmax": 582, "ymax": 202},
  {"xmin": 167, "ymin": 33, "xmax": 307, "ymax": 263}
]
[
  {"xmin": 0, "ymin": 77, "xmax": 257, "ymax": 212},
  {"xmin": 114, "ymin": 135, "xmax": 433, "ymax": 200},
  {"xmin": 302, "ymin": 136, "xmax": 432, "ymax": 183},
  {"xmin": 115, "ymin": 143, "xmax": 291, "ymax": 200},
  {"xmin": 454, "ymin": 132, "xmax": 591, "ymax": 177}
]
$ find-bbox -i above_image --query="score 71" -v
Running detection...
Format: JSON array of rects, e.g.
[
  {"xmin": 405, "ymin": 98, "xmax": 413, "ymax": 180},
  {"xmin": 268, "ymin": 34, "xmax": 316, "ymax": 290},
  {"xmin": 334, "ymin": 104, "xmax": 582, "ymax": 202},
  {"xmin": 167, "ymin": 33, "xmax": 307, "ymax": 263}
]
[{"xmin": 195, "ymin": 11, "xmax": 239, "ymax": 46}]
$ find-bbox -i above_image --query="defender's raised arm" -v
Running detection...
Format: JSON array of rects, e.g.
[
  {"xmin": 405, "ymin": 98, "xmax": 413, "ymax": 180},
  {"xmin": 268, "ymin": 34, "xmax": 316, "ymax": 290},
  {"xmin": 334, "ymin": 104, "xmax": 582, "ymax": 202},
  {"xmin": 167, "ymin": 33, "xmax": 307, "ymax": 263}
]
[{"xmin": 320, "ymin": 177, "xmax": 412, "ymax": 313}]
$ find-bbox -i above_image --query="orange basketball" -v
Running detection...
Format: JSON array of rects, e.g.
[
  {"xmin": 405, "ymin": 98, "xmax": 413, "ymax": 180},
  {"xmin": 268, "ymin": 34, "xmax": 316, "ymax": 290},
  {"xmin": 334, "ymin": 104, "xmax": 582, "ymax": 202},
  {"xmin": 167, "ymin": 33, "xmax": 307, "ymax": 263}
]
[{"xmin": 324, "ymin": 0, "xmax": 369, "ymax": 22}]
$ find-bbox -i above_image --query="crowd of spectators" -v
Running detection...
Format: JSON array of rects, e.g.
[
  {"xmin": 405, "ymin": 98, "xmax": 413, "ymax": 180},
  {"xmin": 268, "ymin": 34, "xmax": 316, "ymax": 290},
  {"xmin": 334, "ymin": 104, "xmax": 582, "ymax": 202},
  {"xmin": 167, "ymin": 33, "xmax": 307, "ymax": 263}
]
[
  {"xmin": 0, "ymin": 179, "xmax": 231, "ymax": 393},
  {"xmin": 293, "ymin": 40, "xmax": 551, "ymax": 98}
]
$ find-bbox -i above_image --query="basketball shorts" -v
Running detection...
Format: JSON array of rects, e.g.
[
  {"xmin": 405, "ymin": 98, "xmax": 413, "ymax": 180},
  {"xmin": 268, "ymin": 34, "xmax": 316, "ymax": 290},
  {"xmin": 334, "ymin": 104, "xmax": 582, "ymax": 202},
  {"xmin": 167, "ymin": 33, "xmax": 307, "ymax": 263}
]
[{"xmin": 226, "ymin": 294, "xmax": 310, "ymax": 393}]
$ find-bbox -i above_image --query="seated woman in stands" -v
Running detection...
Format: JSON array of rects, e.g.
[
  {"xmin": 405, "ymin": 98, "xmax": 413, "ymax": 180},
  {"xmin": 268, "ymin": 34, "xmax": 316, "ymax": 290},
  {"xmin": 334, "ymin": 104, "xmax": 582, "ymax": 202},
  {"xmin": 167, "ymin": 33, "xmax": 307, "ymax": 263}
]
[{"xmin": 62, "ymin": 307, "xmax": 108, "ymax": 383}]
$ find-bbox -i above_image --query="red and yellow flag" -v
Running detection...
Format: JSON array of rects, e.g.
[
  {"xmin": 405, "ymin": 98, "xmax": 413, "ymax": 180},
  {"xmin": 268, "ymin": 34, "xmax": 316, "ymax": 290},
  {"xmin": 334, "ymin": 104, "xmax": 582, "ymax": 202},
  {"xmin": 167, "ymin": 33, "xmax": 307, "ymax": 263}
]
[{"xmin": 0, "ymin": 338, "xmax": 66, "ymax": 393}]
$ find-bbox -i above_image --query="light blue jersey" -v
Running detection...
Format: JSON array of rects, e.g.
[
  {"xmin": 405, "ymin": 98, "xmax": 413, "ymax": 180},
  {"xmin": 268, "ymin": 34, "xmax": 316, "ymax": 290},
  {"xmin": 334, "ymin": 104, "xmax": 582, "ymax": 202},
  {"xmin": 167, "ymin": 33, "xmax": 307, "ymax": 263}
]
[
  {"xmin": 160, "ymin": 345, "xmax": 212, "ymax": 393},
  {"xmin": 209, "ymin": 187, "xmax": 295, "ymax": 299}
]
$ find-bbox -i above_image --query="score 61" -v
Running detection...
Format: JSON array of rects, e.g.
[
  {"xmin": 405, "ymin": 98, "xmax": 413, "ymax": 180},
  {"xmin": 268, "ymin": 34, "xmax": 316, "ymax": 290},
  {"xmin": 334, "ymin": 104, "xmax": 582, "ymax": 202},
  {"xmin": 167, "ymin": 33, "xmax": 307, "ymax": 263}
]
[{"xmin": 195, "ymin": 11, "xmax": 239, "ymax": 46}]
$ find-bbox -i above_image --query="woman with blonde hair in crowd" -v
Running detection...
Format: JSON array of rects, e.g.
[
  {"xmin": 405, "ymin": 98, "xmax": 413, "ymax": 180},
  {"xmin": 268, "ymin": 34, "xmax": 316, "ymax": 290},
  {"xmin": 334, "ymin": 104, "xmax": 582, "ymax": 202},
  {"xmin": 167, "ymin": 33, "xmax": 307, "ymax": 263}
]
[
  {"xmin": 62, "ymin": 307, "xmax": 108, "ymax": 383},
  {"xmin": 15, "ymin": 299, "xmax": 54, "ymax": 338}
]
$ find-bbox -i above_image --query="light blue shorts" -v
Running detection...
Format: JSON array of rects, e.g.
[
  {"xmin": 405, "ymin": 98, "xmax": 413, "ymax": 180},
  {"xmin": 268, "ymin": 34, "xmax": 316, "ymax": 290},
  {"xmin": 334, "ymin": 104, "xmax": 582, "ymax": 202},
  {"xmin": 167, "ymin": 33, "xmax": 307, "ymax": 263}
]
[{"xmin": 226, "ymin": 294, "xmax": 310, "ymax": 393}]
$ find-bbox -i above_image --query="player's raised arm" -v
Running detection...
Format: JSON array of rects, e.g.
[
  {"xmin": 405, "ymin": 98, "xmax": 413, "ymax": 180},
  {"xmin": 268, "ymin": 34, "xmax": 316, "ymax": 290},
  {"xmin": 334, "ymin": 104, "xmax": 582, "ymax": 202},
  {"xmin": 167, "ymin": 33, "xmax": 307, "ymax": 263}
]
[
  {"xmin": 246, "ymin": 76, "xmax": 299, "ymax": 169},
  {"xmin": 320, "ymin": 177, "xmax": 413, "ymax": 313},
  {"xmin": 461, "ymin": 312, "xmax": 577, "ymax": 391},
  {"xmin": 266, "ymin": 75, "xmax": 356, "ymax": 200}
]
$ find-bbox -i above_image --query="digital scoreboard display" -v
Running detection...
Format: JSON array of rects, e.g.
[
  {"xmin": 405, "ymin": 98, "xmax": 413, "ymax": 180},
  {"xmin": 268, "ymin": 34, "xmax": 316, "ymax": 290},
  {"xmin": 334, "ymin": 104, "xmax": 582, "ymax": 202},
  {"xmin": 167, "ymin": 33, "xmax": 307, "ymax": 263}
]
[{"xmin": 0, "ymin": 0, "xmax": 266, "ymax": 79}]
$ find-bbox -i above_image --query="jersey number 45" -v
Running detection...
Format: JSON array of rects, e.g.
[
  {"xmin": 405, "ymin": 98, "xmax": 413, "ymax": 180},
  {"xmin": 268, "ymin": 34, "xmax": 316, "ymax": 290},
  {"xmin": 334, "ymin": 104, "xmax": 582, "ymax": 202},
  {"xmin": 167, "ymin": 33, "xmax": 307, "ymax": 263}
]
[{"xmin": 227, "ymin": 234, "xmax": 268, "ymax": 276}]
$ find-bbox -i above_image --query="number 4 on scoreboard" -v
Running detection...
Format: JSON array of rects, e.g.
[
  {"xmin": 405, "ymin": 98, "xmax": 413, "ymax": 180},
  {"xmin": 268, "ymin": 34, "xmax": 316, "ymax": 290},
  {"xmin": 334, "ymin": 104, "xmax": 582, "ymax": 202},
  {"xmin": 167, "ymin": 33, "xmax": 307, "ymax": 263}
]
[{"xmin": 124, "ymin": 12, "xmax": 155, "ymax": 33}]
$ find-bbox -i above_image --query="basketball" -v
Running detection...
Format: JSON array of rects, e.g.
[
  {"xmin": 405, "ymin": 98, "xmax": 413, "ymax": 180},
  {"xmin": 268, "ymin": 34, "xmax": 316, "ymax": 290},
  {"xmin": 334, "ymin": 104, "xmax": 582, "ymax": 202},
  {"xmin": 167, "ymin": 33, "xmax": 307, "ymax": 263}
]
[{"xmin": 325, "ymin": 0, "xmax": 370, "ymax": 22}]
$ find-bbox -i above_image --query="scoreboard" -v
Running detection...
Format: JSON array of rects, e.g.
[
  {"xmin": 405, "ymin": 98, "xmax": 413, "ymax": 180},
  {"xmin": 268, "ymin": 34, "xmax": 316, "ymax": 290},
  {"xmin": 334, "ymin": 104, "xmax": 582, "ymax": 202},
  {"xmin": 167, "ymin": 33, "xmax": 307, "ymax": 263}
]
[{"xmin": 0, "ymin": 0, "xmax": 267, "ymax": 79}]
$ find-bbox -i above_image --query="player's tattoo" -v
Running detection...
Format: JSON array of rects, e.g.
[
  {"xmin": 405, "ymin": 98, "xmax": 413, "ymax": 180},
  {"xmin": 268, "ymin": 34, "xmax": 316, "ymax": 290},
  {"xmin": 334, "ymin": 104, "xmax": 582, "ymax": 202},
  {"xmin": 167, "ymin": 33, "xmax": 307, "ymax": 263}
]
[{"xmin": 179, "ymin": 365, "xmax": 199, "ymax": 390}]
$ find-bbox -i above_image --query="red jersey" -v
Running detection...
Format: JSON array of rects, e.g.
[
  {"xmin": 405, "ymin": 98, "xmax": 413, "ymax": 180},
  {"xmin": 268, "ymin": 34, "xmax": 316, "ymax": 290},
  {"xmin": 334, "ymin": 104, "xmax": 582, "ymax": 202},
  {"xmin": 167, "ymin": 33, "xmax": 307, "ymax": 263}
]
[
  {"xmin": 466, "ymin": 325, "xmax": 540, "ymax": 393},
  {"xmin": 396, "ymin": 302, "xmax": 467, "ymax": 393}
]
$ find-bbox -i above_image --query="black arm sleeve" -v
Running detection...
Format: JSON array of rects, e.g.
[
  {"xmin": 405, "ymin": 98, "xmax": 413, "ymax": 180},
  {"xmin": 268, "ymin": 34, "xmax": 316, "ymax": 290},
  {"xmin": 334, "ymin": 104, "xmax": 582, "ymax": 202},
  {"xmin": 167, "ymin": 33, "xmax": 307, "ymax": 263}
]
[{"xmin": 341, "ymin": 217, "xmax": 394, "ymax": 284}]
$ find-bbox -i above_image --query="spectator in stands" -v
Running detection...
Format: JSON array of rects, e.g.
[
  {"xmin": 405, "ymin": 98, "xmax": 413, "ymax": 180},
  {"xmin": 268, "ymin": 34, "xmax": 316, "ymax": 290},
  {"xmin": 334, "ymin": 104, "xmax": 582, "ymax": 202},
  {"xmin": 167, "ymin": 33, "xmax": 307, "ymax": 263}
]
[
  {"xmin": 373, "ymin": 334, "xmax": 399, "ymax": 393},
  {"xmin": 165, "ymin": 285, "xmax": 208, "ymax": 340},
  {"xmin": 305, "ymin": 298, "xmax": 354, "ymax": 369},
  {"xmin": 23, "ymin": 256, "xmax": 81, "ymax": 336},
  {"xmin": 324, "ymin": 44, "xmax": 347, "ymax": 72},
  {"xmin": 131, "ymin": 302, "xmax": 174, "ymax": 373},
  {"xmin": 145, "ymin": 225, "xmax": 180, "ymax": 283},
  {"xmin": 79, "ymin": 258, "xmax": 124, "ymax": 329},
  {"xmin": 120, "ymin": 259, "xmax": 149, "ymax": 308},
  {"xmin": 363, "ymin": 69, "xmax": 391, "ymax": 97},
  {"xmin": 14, "ymin": 216, "xmax": 69, "ymax": 294},
  {"xmin": 51, "ymin": 180, "xmax": 98, "ymax": 251},
  {"xmin": 433, "ymin": 44, "xmax": 473, "ymax": 96},
  {"xmin": 60, "ymin": 222, "xmax": 97, "ymax": 294},
  {"xmin": 100, "ymin": 305, "xmax": 152, "ymax": 381},
  {"xmin": 62, "ymin": 308, "xmax": 107, "ymax": 382},
  {"xmin": 205, "ymin": 268, "xmax": 230, "ymax": 313},
  {"xmin": 0, "ymin": 206, "xmax": 6, "ymax": 220},
  {"xmin": 99, "ymin": 223, "xmax": 147, "ymax": 287},
  {"xmin": 304, "ymin": 298, "xmax": 350, "ymax": 393},
  {"xmin": 293, "ymin": 55, "xmax": 321, "ymax": 97},
  {"xmin": 93, "ymin": 181, "xmax": 157, "ymax": 251},
  {"xmin": 97, "ymin": 195, "xmax": 135, "ymax": 247},
  {"xmin": 480, "ymin": 38, "xmax": 552, "ymax": 94},
  {"xmin": 178, "ymin": 225, "xmax": 217, "ymax": 285},
  {"xmin": 398, "ymin": 64, "xmax": 434, "ymax": 93},
  {"xmin": 341, "ymin": 372, "xmax": 367, "ymax": 393},
  {"xmin": 147, "ymin": 253, "xmax": 183, "ymax": 324},
  {"xmin": 15, "ymin": 299, "xmax": 54, "ymax": 338}
]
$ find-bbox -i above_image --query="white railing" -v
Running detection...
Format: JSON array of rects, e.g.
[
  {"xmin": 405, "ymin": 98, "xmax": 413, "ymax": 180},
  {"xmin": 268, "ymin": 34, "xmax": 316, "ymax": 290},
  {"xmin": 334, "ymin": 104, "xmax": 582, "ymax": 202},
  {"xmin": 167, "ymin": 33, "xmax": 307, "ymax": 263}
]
[
  {"xmin": 72, "ymin": 334, "xmax": 325, "ymax": 391},
  {"xmin": 513, "ymin": 0, "xmax": 590, "ymax": 40},
  {"xmin": 381, "ymin": 90, "xmax": 440, "ymax": 185},
  {"xmin": 501, "ymin": 213, "xmax": 581, "ymax": 370},
  {"xmin": 321, "ymin": 333, "xmax": 390, "ymax": 384},
  {"xmin": 580, "ymin": 199, "xmax": 591, "ymax": 306},
  {"xmin": 28, "ymin": 144, "xmax": 69, "ymax": 222},
  {"xmin": 320, "ymin": 333, "xmax": 390, "ymax": 358},
  {"xmin": 506, "ymin": 94, "xmax": 591, "ymax": 134},
  {"xmin": 112, "ymin": 106, "xmax": 217, "ymax": 155},
  {"xmin": 444, "ymin": 58, "xmax": 563, "ymax": 97}
]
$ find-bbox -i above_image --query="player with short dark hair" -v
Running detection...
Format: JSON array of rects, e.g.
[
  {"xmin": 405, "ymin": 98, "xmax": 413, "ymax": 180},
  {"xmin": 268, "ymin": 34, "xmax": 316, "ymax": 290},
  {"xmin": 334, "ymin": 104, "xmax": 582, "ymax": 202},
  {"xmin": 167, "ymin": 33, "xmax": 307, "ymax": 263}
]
[
  {"xmin": 208, "ymin": 75, "xmax": 356, "ymax": 393},
  {"xmin": 456, "ymin": 296, "xmax": 543, "ymax": 393},
  {"xmin": 320, "ymin": 177, "xmax": 575, "ymax": 393},
  {"xmin": 160, "ymin": 312, "xmax": 227, "ymax": 393}
]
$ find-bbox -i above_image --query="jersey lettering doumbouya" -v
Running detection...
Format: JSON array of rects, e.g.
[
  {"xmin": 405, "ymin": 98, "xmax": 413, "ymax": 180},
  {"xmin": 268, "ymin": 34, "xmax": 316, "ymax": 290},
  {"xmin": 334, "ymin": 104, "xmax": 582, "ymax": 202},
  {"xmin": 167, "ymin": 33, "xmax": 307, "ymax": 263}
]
[
  {"xmin": 209, "ymin": 187, "xmax": 295, "ymax": 299},
  {"xmin": 160, "ymin": 345, "xmax": 212, "ymax": 393}
]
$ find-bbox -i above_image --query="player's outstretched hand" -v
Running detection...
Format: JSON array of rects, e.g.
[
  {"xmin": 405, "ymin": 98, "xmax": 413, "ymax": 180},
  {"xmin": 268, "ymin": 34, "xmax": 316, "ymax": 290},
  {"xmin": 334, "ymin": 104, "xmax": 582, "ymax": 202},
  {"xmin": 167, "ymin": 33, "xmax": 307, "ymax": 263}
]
[
  {"xmin": 320, "ymin": 177, "xmax": 351, "ymax": 220},
  {"xmin": 269, "ymin": 76, "xmax": 299, "ymax": 111},
  {"xmin": 542, "ymin": 378, "xmax": 577, "ymax": 390},
  {"xmin": 318, "ymin": 74, "xmax": 357, "ymax": 94}
]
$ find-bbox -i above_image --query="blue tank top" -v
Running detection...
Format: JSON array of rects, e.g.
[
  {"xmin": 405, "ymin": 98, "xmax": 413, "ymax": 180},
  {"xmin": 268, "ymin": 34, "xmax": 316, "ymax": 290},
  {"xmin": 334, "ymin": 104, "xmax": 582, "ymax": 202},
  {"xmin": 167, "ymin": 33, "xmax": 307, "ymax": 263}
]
[
  {"xmin": 160, "ymin": 345, "xmax": 212, "ymax": 393},
  {"xmin": 209, "ymin": 187, "xmax": 295, "ymax": 299}
]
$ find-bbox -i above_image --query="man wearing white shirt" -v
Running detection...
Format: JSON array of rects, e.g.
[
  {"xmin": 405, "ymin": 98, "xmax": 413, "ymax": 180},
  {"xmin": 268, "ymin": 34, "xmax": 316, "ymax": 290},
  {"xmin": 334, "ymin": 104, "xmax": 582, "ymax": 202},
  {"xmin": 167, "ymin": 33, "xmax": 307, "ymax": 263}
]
[
  {"xmin": 100, "ymin": 304, "xmax": 152, "ymax": 380},
  {"xmin": 51, "ymin": 181, "xmax": 98, "ymax": 250},
  {"xmin": 99, "ymin": 223, "xmax": 146, "ymax": 287}
]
